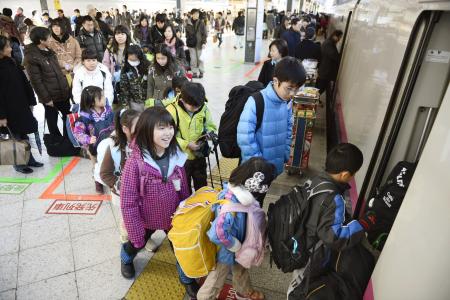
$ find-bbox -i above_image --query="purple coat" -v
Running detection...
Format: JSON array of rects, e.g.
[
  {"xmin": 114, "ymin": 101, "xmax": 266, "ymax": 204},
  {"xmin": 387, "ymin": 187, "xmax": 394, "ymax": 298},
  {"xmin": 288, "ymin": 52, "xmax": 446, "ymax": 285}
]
[{"xmin": 120, "ymin": 145, "xmax": 191, "ymax": 248}]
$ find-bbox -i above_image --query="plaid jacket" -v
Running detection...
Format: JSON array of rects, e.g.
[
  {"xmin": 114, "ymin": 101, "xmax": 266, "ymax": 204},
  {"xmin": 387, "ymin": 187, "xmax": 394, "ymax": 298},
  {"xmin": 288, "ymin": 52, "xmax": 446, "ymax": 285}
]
[{"xmin": 120, "ymin": 144, "xmax": 190, "ymax": 248}]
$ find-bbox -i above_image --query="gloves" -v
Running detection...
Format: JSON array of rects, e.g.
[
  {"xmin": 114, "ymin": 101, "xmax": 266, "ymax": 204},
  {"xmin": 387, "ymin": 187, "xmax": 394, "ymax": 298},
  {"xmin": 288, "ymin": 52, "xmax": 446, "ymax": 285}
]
[{"xmin": 359, "ymin": 211, "xmax": 377, "ymax": 232}]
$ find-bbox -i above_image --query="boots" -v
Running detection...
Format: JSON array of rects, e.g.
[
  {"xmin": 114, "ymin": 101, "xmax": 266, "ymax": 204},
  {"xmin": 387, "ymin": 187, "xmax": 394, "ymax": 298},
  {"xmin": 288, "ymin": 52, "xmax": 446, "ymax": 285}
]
[
  {"xmin": 184, "ymin": 281, "xmax": 200, "ymax": 299},
  {"xmin": 120, "ymin": 244, "xmax": 136, "ymax": 279}
]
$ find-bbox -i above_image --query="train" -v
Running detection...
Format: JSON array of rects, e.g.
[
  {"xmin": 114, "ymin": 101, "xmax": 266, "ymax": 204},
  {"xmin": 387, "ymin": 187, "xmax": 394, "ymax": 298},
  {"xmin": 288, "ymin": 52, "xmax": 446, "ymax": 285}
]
[{"xmin": 325, "ymin": 0, "xmax": 450, "ymax": 299}]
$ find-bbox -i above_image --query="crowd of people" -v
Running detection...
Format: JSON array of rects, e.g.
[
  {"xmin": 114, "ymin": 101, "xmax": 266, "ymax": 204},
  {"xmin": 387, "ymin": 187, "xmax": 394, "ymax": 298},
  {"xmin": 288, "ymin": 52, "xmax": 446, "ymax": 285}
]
[{"xmin": 0, "ymin": 4, "xmax": 386, "ymax": 300}]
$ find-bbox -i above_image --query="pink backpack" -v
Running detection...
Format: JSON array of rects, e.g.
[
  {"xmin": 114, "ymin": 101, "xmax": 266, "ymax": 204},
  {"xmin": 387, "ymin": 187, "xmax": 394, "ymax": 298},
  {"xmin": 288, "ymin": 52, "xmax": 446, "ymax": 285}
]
[{"xmin": 220, "ymin": 202, "xmax": 267, "ymax": 269}]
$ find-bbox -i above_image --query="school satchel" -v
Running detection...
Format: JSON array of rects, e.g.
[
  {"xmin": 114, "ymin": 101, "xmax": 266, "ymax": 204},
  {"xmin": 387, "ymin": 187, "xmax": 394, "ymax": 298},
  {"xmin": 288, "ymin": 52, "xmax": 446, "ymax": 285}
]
[
  {"xmin": 168, "ymin": 187, "xmax": 227, "ymax": 278},
  {"xmin": 219, "ymin": 201, "xmax": 267, "ymax": 269},
  {"xmin": 0, "ymin": 126, "xmax": 30, "ymax": 165},
  {"xmin": 218, "ymin": 81, "xmax": 265, "ymax": 158},
  {"xmin": 267, "ymin": 180, "xmax": 336, "ymax": 273}
]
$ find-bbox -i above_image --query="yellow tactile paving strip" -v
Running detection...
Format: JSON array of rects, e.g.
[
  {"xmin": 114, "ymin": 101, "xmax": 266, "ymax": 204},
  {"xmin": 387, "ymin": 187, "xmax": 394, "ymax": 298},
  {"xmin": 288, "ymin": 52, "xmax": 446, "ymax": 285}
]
[
  {"xmin": 124, "ymin": 239, "xmax": 185, "ymax": 300},
  {"xmin": 210, "ymin": 158, "xmax": 239, "ymax": 187}
]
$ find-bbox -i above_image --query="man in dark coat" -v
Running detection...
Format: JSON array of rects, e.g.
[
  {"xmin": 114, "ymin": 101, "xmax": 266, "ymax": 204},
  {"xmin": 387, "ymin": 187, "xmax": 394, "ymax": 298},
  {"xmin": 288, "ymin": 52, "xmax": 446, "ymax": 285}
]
[
  {"xmin": 56, "ymin": 9, "xmax": 73, "ymax": 35},
  {"xmin": 95, "ymin": 12, "xmax": 113, "ymax": 41},
  {"xmin": 281, "ymin": 18, "xmax": 301, "ymax": 57},
  {"xmin": 149, "ymin": 13, "xmax": 166, "ymax": 46},
  {"xmin": 0, "ymin": 35, "xmax": 44, "ymax": 173},
  {"xmin": 317, "ymin": 30, "xmax": 343, "ymax": 100},
  {"xmin": 295, "ymin": 27, "xmax": 321, "ymax": 62},
  {"xmin": 76, "ymin": 15, "xmax": 107, "ymax": 62},
  {"xmin": 23, "ymin": 27, "xmax": 71, "ymax": 138},
  {"xmin": 185, "ymin": 9, "xmax": 207, "ymax": 78}
]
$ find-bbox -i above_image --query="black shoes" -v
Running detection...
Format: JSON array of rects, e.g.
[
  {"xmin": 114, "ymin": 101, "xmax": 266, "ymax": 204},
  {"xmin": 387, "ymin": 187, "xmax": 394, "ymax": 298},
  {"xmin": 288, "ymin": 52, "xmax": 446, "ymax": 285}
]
[
  {"xmin": 27, "ymin": 154, "xmax": 44, "ymax": 168},
  {"xmin": 184, "ymin": 281, "xmax": 200, "ymax": 299},
  {"xmin": 14, "ymin": 165, "xmax": 33, "ymax": 174},
  {"xmin": 121, "ymin": 261, "xmax": 135, "ymax": 279}
]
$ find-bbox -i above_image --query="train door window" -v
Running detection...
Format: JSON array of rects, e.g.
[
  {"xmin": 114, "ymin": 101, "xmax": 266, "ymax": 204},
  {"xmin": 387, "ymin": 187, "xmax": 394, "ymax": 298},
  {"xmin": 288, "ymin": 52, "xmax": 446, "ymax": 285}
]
[{"xmin": 360, "ymin": 11, "xmax": 450, "ymax": 251}]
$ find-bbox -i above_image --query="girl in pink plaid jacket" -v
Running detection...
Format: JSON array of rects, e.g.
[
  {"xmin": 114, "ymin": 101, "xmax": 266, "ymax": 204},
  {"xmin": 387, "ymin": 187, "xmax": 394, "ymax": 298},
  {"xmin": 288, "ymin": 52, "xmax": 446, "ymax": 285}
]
[{"xmin": 119, "ymin": 107, "xmax": 193, "ymax": 287}]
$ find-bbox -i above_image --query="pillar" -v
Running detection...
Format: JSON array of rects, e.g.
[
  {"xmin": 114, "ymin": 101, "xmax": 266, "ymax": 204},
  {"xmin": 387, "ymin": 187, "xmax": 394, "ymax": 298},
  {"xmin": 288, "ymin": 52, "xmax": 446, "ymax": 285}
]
[
  {"xmin": 287, "ymin": 0, "xmax": 293, "ymax": 13},
  {"xmin": 244, "ymin": 0, "xmax": 264, "ymax": 63},
  {"xmin": 40, "ymin": 0, "xmax": 49, "ymax": 12}
]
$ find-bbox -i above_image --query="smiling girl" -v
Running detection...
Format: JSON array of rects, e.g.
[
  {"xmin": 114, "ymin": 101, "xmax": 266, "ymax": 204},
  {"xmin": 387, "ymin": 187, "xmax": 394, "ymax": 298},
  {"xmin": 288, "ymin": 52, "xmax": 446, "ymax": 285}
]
[{"xmin": 119, "ymin": 107, "xmax": 192, "ymax": 283}]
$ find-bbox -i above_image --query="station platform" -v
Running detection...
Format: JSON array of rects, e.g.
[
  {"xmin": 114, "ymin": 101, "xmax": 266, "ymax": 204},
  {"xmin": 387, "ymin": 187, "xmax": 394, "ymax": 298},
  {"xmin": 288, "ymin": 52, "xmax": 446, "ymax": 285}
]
[{"xmin": 0, "ymin": 35, "xmax": 327, "ymax": 300}]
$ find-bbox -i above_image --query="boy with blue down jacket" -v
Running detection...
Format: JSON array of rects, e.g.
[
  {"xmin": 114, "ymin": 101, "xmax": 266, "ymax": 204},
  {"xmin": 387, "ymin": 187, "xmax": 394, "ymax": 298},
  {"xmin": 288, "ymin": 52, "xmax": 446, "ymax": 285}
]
[{"xmin": 237, "ymin": 57, "xmax": 306, "ymax": 177}]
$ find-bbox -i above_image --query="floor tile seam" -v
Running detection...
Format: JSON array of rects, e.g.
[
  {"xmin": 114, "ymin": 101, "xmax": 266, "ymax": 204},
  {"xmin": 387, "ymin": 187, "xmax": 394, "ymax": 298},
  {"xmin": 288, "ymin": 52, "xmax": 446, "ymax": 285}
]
[
  {"xmin": 67, "ymin": 208, "xmax": 80, "ymax": 300},
  {"xmin": 73, "ymin": 256, "xmax": 120, "ymax": 273},
  {"xmin": 20, "ymin": 212, "xmax": 67, "ymax": 225},
  {"xmin": 0, "ymin": 287, "xmax": 16, "ymax": 294},
  {"xmin": 18, "ymin": 236, "xmax": 72, "ymax": 253},
  {"xmin": 15, "ymin": 190, "xmax": 26, "ymax": 294},
  {"xmin": 69, "ymin": 224, "xmax": 118, "ymax": 240},
  {"xmin": 15, "ymin": 270, "xmax": 76, "ymax": 288}
]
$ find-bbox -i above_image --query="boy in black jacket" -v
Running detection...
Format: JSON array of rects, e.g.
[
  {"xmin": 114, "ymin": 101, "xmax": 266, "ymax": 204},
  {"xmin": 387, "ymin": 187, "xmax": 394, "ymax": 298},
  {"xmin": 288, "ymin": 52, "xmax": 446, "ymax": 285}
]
[{"xmin": 288, "ymin": 143, "xmax": 377, "ymax": 298}]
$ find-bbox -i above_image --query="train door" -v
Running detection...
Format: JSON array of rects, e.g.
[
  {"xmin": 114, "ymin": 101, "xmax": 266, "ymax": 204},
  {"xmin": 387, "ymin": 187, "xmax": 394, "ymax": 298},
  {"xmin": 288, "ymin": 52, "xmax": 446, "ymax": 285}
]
[{"xmin": 356, "ymin": 10, "xmax": 450, "ymax": 300}]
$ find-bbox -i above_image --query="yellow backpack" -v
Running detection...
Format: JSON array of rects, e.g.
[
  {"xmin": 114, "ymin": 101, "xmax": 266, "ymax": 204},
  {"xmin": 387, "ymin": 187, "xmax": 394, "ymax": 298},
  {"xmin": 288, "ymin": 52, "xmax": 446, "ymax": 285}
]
[{"xmin": 168, "ymin": 187, "xmax": 228, "ymax": 278}]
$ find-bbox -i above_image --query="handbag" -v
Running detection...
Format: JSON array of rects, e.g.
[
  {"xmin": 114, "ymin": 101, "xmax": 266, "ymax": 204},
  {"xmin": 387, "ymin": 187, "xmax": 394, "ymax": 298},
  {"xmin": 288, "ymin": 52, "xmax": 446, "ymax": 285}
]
[
  {"xmin": 43, "ymin": 118, "xmax": 80, "ymax": 157},
  {"xmin": 0, "ymin": 126, "xmax": 31, "ymax": 165}
]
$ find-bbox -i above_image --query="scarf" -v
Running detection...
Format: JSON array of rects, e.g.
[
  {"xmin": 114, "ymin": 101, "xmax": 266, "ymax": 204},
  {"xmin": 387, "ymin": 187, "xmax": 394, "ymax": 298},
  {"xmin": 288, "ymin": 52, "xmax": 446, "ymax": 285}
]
[
  {"xmin": 51, "ymin": 32, "xmax": 70, "ymax": 43},
  {"xmin": 165, "ymin": 38, "xmax": 177, "ymax": 56}
]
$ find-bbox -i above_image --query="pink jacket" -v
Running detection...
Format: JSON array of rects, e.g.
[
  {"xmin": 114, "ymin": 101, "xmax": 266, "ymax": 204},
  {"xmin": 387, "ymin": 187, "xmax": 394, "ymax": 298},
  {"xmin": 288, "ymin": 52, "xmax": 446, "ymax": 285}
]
[{"xmin": 120, "ymin": 145, "xmax": 190, "ymax": 248}]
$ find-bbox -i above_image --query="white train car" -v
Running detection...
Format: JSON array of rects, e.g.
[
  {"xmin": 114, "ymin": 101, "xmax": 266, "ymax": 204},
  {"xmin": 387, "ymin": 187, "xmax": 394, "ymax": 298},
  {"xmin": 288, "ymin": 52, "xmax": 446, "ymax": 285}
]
[{"xmin": 327, "ymin": 0, "xmax": 450, "ymax": 299}]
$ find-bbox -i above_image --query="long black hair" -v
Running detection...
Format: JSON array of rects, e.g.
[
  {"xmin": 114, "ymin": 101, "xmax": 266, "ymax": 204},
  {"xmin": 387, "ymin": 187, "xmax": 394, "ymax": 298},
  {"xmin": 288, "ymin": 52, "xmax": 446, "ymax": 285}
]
[
  {"xmin": 153, "ymin": 43, "xmax": 177, "ymax": 75},
  {"xmin": 134, "ymin": 107, "xmax": 179, "ymax": 158},
  {"xmin": 80, "ymin": 86, "xmax": 103, "ymax": 112},
  {"xmin": 110, "ymin": 25, "xmax": 131, "ymax": 54},
  {"xmin": 122, "ymin": 44, "xmax": 150, "ymax": 75},
  {"xmin": 113, "ymin": 109, "xmax": 141, "ymax": 150}
]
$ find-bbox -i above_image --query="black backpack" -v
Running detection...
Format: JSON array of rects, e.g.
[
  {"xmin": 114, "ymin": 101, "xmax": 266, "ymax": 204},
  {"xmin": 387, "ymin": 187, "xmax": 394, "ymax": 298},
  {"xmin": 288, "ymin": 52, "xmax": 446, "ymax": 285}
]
[
  {"xmin": 367, "ymin": 161, "xmax": 416, "ymax": 250},
  {"xmin": 218, "ymin": 81, "xmax": 265, "ymax": 158},
  {"xmin": 268, "ymin": 180, "xmax": 336, "ymax": 273}
]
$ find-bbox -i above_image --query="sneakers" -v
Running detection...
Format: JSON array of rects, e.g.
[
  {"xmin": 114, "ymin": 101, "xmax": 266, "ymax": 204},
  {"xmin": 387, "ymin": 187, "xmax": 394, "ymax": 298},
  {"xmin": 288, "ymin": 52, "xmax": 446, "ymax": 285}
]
[
  {"xmin": 95, "ymin": 181, "xmax": 104, "ymax": 194},
  {"xmin": 144, "ymin": 239, "xmax": 158, "ymax": 252},
  {"xmin": 184, "ymin": 281, "xmax": 200, "ymax": 299},
  {"xmin": 121, "ymin": 261, "xmax": 135, "ymax": 279}
]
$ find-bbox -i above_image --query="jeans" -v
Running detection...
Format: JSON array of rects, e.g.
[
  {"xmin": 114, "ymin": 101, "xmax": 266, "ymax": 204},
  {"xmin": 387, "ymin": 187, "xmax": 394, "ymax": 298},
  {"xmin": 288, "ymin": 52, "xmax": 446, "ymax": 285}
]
[
  {"xmin": 235, "ymin": 35, "xmax": 244, "ymax": 48},
  {"xmin": 188, "ymin": 47, "xmax": 205, "ymax": 75}
]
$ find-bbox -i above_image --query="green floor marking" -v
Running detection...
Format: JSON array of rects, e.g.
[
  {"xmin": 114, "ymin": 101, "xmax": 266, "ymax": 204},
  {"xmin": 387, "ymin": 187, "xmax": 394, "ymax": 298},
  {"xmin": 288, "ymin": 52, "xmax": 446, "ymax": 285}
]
[
  {"xmin": 0, "ymin": 182, "xmax": 30, "ymax": 194},
  {"xmin": 0, "ymin": 157, "xmax": 72, "ymax": 183}
]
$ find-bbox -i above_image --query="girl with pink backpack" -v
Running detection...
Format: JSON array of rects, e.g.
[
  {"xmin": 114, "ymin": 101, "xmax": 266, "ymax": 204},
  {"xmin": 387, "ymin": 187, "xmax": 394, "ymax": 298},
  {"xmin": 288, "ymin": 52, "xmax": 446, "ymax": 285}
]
[{"xmin": 197, "ymin": 157, "xmax": 276, "ymax": 300}]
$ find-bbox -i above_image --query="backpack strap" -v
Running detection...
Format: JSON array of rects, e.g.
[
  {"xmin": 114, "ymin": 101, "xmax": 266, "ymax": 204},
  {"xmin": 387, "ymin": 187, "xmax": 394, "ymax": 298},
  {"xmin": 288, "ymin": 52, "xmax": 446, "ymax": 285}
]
[
  {"xmin": 100, "ymin": 70, "xmax": 106, "ymax": 90},
  {"xmin": 170, "ymin": 102, "xmax": 183, "ymax": 139},
  {"xmin": 252, "ymin": 92, "xmax": 265, "ymax": 131}
]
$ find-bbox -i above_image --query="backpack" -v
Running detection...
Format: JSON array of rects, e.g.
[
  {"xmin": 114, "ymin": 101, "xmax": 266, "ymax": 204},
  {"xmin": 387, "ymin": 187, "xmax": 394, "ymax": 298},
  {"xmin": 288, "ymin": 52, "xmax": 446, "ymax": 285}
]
[
  {"xmin": 219, "ymin": 201, "xmax": 267, "ymax": 269},
  {"xmin": 168, "ymin": 187, "xmax": 228, "ymax": 278},
  {"xmin": 267, "ymin": 180, "xmax": 336, "ymax": 273},
  {"xmin": 218, "ymin": 81, "xmax": 265, "ymax": 158},
  {"xmin": 66, "ymin": 111, "xmax": 115, "ymax": 148},
  {"xmin": 367, "ymin": 161, "xmax": 416, "ymax": 250}
]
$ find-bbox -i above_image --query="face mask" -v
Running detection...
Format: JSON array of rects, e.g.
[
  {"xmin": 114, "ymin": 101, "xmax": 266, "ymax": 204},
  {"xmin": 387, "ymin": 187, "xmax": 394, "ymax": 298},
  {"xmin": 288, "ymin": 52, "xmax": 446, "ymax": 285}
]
[{"xmin": 128, "ymin": 60, "xmax": 140, "ymax": 67}]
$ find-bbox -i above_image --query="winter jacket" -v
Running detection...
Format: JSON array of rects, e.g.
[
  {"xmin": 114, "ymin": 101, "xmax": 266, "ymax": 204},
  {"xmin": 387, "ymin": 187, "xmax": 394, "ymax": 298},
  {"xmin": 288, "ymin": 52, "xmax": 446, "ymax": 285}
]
[
  {"xmin": 73, "ymin": 104, "xmax": 113, "ymax": 146},
  {"xmin": 257, "ymin": 59, "xmax": 276, "ymax": 87},
  {"xmin": 146, "ymin": 64, "xmax": 185, "ymax": 101},
  {"xmin": 23, "ymin": 44, "xmax": 70, "ymax": 104},
  {"xmin": 237, "ymin": 83, "xmax": 293, "ymax": 175},
  {"xmin": 119, "ymin": 12, "xmax": 132, "ymax": 30},
  {"xmin": 166, "ymin": 98, "xmax": 217, "ymax": 160},
  {"xmin": 232, "ymin": 16, "xmax": 245, "ymax": 36},
  {"xmin": 281, "ymin": 29, "xmax": 301, "ymax": 57},
  {"xmin": 0, "ymin": 57, "xmax": 37, "ymax": 135},
  {"xmin": 295, "ymin": 39, "xmax": 321, "ymax": 62},
  {"xmin": 0, "ymin": 15, "xmax": 23, "ymax": 44},
  {"xmin": 48, "ymin": 34, "xmax": 82, "ymax": 74},
  {"xmin": 266, "ymin": 13, "xmax": 276, "ymax": 31},
  {"xmin": 149, "ymin": 25, "xmax": 165, "ymax": 45},
  {"xmin": 207, "ymin": 184, "xmax": 256, "ymax": 265},
  {"xmin": 164, "ymin": 38, "xmax": 187, "ymax": 67},
  {"xmin": 185, "ymin": 18, "xmax": 207, "ymax": 49},
  {"xmin": 274, "ymin": 24, "xmax": 288, "ymax": 40},
  {"xmin": 121, "ymin": 145, "xmax": 190, "ymax": 248},
  {"xmin": 119, "ymin": 66, "xmax": 148, "ymax": 105},
  {"xmin": 133, "ymin": 25, "xmax": 152, "ymax": 48},
  {"xmin": 72, "ymin": 64, "xmax": 114, "ymax": 105},
  {"xmin": 76, "ymin": 28, "xmax": 107, "ymax": 62},
  {"xmin": 96, "ymin": 18, "xmax": 113, "ymax": 41},
  {"xmin": 14, "ymin": 14, "xmax": 26, "ymax": 34},
  {"xmin": 55, "ymin": 16, "xmax": 73, "ymax": 35},
  {"xmin": 318, "ymin": 38, "xmax": 340, "ymax": 81},
  {"xmin": 305, "ymin": 173, "xmax": 365, "ymax": 276},
  {"xmin": 102, "ymin": 47, "xmax": 126, "ymax": 83},
  {"xmin": 99, "ymin": 137, "xmax": 128, "ymax": 191}
]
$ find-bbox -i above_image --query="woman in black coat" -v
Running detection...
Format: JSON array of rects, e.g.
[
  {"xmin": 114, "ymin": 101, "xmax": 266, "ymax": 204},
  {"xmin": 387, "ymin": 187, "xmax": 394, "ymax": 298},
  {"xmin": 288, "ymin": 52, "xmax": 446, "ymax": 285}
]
[
  {"xmin": 0, "ymin": 36, "xmax": 43, "ymax": 173},
  {"xmin": 258, "ymin": 39, "xmax": 289, "ymax": 87}
]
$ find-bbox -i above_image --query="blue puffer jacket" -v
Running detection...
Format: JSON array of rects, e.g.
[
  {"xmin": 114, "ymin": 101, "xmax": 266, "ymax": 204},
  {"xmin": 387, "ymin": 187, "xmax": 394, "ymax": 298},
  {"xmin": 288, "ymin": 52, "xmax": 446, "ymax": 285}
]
[
  {"xmin": 207, "ymin": 184, "xmax": 256, "ymax": 265},
  {"xmin": 237, "ymin": 83, "xmax": 293, "ymax": 175}
]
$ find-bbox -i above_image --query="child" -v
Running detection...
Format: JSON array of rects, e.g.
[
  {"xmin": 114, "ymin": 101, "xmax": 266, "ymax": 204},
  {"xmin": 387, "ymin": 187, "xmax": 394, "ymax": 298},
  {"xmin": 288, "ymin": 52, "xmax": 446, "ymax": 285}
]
[
  {"xmin": 144, "ymin": 75, "xmax": 188, "ymax": 108},
  {"xmin": 238, "ymin": 57, "xmax": 306, "ymax": 178},
  {"xmin": 166, "ymin": 81, "xmax": 217, "ymax": 191},
  {"xmin": 287, "ymin": 143, "xmax": 377, "ymax": 299},
  {"xmin": 98, "ymin": 109, "xmax": 141, "ymax": 243},
  {"xmin": 119, "ymin": 107, "xmax": 197, "ymax": 296},
  {"xmin": 197, "ymin": 157, "xmax": 276, "ymax": 300},
  {"xmin": 119, "ymin": 45, "xmax": 150, "ymax": 112},
  {"xmin": 72, "ymin": 48, "xmax": 114, "ymax": 106},
  {"xmin": 73, "ymin": 86, "xmax": 114, "ymax": 193},
  {"xmin": 147, "ymin": 44, "xmax": 186, "ymax": 102}
]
